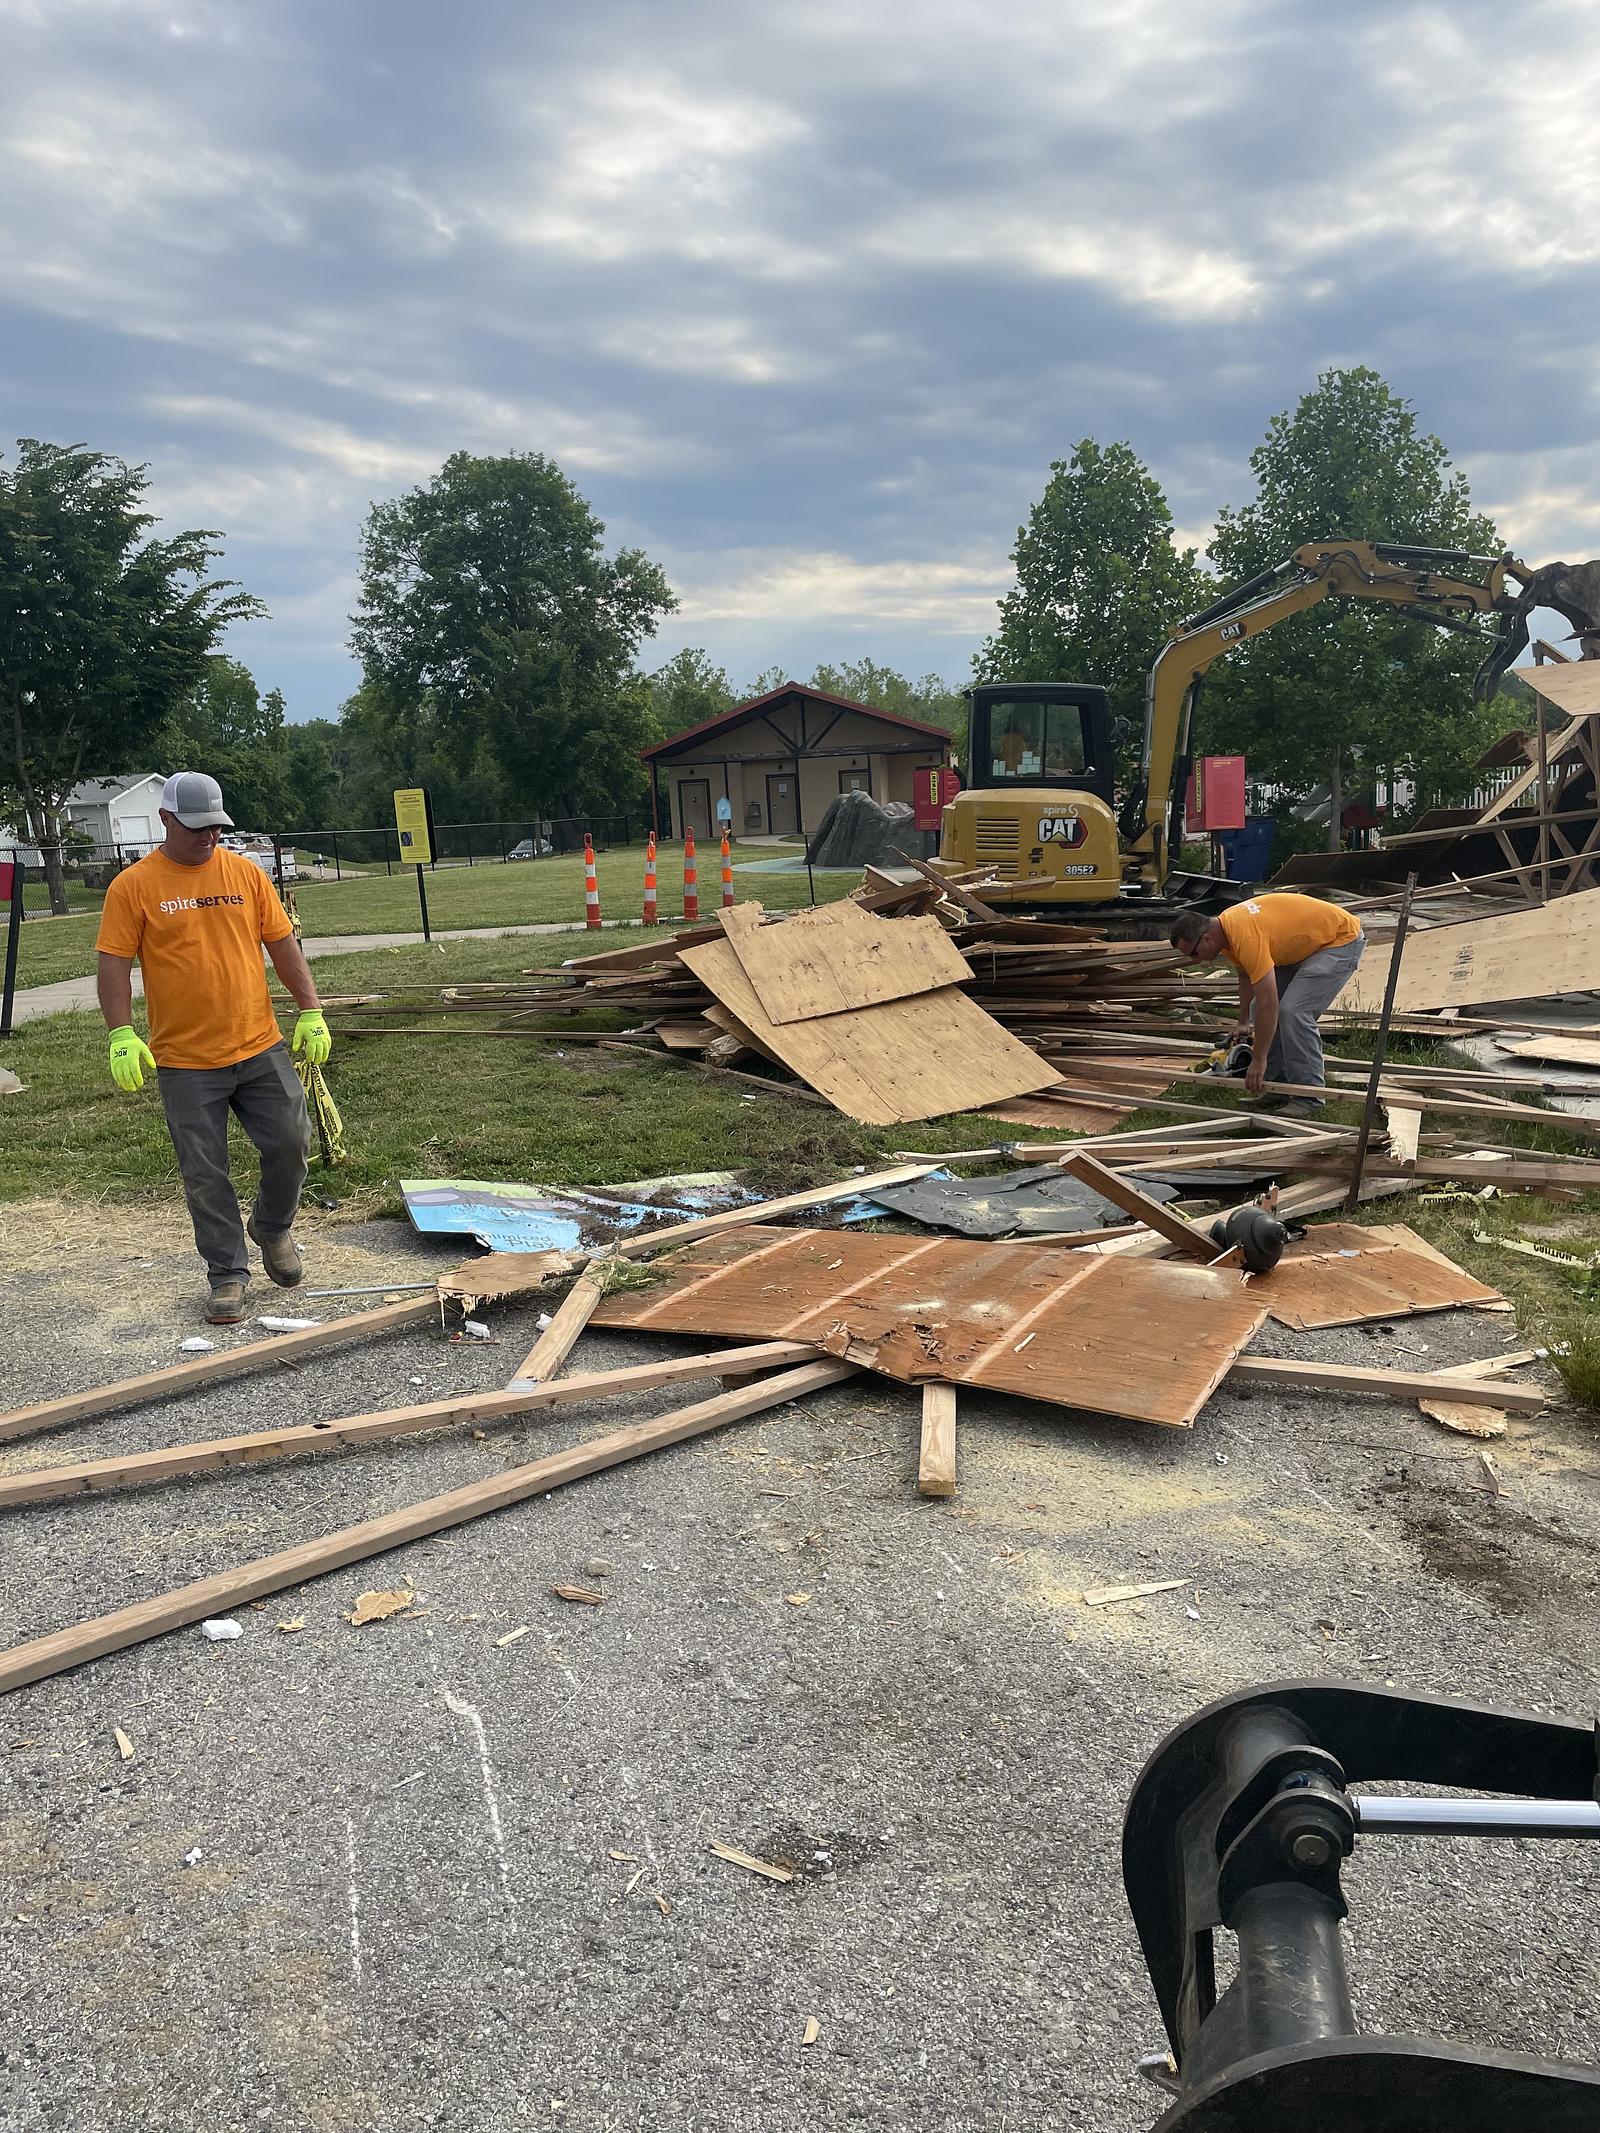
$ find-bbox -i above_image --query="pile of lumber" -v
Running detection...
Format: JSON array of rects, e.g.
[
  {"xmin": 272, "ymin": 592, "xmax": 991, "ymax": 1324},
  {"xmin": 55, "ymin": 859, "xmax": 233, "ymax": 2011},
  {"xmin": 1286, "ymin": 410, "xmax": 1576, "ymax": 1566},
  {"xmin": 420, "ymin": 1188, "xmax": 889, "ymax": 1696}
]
[
  {"xmin": 0, "ymin": 1149, "xmax": 1540, "ymax": 1698},
  {"xmin": 349, "ymin": 880, "xmax": 1237, "ymax": 1128}
]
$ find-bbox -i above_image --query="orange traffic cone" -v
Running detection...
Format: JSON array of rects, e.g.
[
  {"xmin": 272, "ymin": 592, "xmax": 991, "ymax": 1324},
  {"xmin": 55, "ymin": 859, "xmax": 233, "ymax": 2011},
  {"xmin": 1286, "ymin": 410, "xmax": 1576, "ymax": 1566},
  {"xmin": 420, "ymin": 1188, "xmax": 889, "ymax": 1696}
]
[
  {"xmin": 643, "ymin": 832, "xmax": 658, "ymax": 926},
  {"xmin": 682, "ymin": 832, "xmax": 699, "ymax": 922},
  {"xmin": 584, "ymin": 835, "xmax": 601, "ymax": 929},
  {"xmin": 720, "ymin": 831, "xmax": 734, "ymax": 908}
]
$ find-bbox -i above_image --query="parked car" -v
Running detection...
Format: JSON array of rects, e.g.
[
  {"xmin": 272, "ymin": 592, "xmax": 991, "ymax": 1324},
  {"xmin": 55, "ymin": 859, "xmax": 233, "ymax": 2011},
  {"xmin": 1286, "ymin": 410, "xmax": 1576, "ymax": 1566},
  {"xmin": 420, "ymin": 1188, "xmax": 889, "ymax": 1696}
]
[
  {"xmin": 507, "ymin": 836, "xmax": 553, "ymax": 860},
  {"xmin": 220, "ymin": 833, "xmax": 296, "ymax": 883}
]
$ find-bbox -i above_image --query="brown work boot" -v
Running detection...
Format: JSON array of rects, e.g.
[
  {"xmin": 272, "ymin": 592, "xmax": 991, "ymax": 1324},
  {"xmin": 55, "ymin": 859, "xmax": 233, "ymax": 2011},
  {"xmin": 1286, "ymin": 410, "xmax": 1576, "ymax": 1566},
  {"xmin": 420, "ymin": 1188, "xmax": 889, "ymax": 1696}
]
[
  {"xmin": 206, "ymin": 1280, "xmax": 249, "ymax": 1325},
  {"xmin": 247, "ymin": 1215, "xmax": 304, "ymax": 1287}
]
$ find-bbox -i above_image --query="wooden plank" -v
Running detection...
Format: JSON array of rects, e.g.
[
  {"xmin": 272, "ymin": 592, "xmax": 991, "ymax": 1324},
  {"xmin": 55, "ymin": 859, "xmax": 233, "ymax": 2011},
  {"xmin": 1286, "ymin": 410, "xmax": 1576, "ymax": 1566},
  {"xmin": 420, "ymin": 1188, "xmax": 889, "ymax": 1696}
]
[
  {"xmin": 917, "ymin": 1382, "xmax": 957, "ymax": 1498},
  {"xmin": 0, "ymin": 1360, "xmax": 856, "ymax": 1698},
  {"xmin": 653, "ymin": 1019, "xmax": 716, "ymax": 1051},
  {"xmin": 980, "ymin": 1093, "xmax": 1134, "ymax": 1133},
  {"xmin": 717, "ymin": 898, "xmax": 971, "ymax": 1024},
  {"xmin": 0, "ymin": 1342, "xmax": 826, "ymax": 1509},
  {"xmin": 1499, "ymin": 1032, "xmax": 1600, "ymax": 1070},
  {"xmin": 506, "ymin": 1263, "xmax": 610, "ymax": 1390},
  {"xmin": 592, "ymin": 1225, "xmax": 1269, "ymax": 1428},
  {"xmin": 1268, "ymin": 1152, "xmax": 1600, "ymax": 1190},
  {"xmin": 679, "ymin": 935, "xmax": 1060, "ymax": 1126},
  {"xmin": 1227, "ymin": 1357, "xmax": 1543, "ymax": 1411},
  {"xmin": 1057, "ymin": 1152, "xmax": 1215, "ymax": 1259},
  {"xmin": 1336, "ymin": 887, "xmax": 1600, "ymax": 1014},
  {"xmin": 1345, "ymin": 873, "xmax": 1417, "ymax": 1211},
  {"xmin": 0, "ymin": 1297, "xmax": 440, "ymax": 1446},
  {"xmin": 1382, "ymin": 1086, "xmax": 1422, "ymax": 1164},
  {"xmin": 893, "ymin": 853, "xmax": 1002, "ymax": 921}
]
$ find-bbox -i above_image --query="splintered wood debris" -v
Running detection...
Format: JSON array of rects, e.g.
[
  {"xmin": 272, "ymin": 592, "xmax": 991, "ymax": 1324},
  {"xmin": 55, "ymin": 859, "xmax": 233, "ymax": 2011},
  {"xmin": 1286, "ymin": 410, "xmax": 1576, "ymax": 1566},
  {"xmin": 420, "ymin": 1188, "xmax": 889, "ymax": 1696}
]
[
  {"xmin": 1082, "ymin": 1579, "xmax": 1189, "ymax": 1608},
  {"xmin": 347, "ymin": 1588, "xmax": 422, "ymax": 1626},
  {"xmin": 707, "ymin": 1841, "xmax": 794, "ymax": 1884}
]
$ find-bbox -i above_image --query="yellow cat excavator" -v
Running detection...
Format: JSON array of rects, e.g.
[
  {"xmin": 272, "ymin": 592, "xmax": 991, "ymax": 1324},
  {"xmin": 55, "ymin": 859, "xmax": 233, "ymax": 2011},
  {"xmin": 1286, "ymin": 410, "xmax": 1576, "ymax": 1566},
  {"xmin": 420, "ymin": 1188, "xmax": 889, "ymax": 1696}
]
[{"xmin": 939, "ymin": 540, "xmax": 1519, "ymax": 913}]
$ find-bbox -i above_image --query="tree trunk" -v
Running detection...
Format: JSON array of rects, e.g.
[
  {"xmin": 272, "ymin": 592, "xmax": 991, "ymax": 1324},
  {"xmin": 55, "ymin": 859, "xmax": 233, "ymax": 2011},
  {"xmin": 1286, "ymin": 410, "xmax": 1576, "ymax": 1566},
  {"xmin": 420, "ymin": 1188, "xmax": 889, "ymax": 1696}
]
[
  {"xmin": 1327, "ymin": 751, "xmax": 1344, "ymax": 854},
  {"xmin": 26, "ymin": 800, "xmax": 70, "ymax": 916}
]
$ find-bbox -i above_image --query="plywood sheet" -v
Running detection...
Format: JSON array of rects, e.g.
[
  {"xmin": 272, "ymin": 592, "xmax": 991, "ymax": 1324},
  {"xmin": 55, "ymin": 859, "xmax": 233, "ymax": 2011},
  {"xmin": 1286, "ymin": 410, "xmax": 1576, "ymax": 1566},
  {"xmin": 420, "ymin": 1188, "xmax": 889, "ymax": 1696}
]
[
  {"xmin": 653, "ymin": 1019, "xmax": 717, "ymax": 1051},
  {"xmin": 718, "ymin": 899, "xmax": 972, "ymax": 1023},
  {"xmin": 680, "ymin": 937, "xmax": 1060, "ymax": 1126},
  {"xmin": 1258, "ymin": 1223, "xmax": 1503, "ymax": 1330},
  {"xmin": 982, "ymin": 1093, "xmax": 1134, "ymax": 1132},
  {"xmin": 1336, "ymin": 889, "xmax": 1600, "ymax": 1013},
  {"xmin": 1511, "ymin": 662, "xmax": 1600, "ymax": 717},
  {"xmin": 1501, "ymin": 1030, "xmax": 1600, "ymax": 1069},
  {"xmin": 591, "ymin": 1225, "xmax": 1268, "ymax": 1427}
]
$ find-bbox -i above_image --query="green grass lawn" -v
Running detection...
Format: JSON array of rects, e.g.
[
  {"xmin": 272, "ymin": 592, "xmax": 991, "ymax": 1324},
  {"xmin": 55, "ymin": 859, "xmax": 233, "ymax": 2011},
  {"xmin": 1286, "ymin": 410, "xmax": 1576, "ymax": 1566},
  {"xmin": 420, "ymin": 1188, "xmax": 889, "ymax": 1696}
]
[
  {"xmin": 6, "ymin": 844, "xmax": 851, "ymax": 990},
  {"xmin": 0, "ymin": 926, "xmax": 1046, "ymax": 1214},
  {"xmin": 289, "ymin": 841, "xmax": 836, "ymax": 935},
  {"xmin": 8, "ymin": 956, "xmax": 1599, "ymax": 1404}
]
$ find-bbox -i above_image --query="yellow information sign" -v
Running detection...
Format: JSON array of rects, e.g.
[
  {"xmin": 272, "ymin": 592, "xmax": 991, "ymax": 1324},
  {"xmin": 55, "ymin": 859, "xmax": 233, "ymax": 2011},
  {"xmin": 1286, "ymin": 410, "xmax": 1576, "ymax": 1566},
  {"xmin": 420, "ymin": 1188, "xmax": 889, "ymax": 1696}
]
[{"xmin": 393, "ymin": 787, "xmax": 434, "ymax": 868}]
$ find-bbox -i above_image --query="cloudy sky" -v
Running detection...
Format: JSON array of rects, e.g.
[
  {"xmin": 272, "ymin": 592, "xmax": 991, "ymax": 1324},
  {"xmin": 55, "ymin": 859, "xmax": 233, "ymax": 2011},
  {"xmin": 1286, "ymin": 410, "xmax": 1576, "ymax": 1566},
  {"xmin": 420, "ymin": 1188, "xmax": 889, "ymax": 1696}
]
[{"xmin": 3, "ymin": 0, "xmax": 1596, "ymax": 718}]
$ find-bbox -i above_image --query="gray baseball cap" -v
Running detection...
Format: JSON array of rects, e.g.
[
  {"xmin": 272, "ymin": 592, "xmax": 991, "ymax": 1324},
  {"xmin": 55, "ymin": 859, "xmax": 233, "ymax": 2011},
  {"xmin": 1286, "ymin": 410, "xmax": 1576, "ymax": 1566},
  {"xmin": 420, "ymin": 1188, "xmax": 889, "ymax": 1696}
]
[{"xmin": 160, "ymin": 771, "xmax": 234, "ymax": 829}]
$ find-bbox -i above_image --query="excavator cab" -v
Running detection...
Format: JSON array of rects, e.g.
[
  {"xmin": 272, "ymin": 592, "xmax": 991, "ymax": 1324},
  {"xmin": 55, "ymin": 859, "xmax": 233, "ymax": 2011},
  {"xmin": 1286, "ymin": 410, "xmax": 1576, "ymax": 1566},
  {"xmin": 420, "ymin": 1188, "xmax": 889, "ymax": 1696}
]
[{"xmin": 940, "ymin": 681, "xmax": 1126, "ymax": 902}]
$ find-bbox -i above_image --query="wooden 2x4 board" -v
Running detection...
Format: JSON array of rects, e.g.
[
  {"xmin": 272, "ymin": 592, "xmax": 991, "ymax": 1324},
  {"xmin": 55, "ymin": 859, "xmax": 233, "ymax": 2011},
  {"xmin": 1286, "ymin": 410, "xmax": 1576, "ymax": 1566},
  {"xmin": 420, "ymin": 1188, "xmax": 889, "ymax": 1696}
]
[{"xmin": 590, "ymin": 1224, "xmax": 1268, "ymax": 1427}]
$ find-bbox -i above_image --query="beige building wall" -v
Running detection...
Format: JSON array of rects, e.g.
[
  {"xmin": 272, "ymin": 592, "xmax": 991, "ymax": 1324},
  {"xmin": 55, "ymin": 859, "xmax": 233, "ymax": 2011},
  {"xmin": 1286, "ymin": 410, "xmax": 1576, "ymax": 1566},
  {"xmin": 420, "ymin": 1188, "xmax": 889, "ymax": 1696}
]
[{"xmin": 655, "ymin": 695, "xmax": 952, "ymax": 839}]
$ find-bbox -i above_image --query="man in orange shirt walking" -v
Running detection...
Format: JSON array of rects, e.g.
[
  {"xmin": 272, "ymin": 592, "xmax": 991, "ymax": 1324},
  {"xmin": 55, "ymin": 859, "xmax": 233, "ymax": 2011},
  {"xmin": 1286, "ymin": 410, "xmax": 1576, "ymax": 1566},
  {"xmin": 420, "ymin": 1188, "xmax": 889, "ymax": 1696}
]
[
  {"xmin": 1169, "ymin": 892, "xmax": 1364, "ymax": 1112},
  {"xmin": 95, "ymin": 772, "xmax": 332, "ymax": 1323}
]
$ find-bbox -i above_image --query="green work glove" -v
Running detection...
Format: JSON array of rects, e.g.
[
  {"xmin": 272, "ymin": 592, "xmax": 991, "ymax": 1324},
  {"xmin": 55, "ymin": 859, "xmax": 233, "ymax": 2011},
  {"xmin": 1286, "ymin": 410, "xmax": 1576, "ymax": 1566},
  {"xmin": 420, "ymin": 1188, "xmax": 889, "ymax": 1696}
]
[
  {"xmin": 108, "ymin": 1025, "xmax": 156, "ymax": 1092},
  {"xmin": 292, "ymin": 1008, "xmax": 332, "ymax": 1066}
]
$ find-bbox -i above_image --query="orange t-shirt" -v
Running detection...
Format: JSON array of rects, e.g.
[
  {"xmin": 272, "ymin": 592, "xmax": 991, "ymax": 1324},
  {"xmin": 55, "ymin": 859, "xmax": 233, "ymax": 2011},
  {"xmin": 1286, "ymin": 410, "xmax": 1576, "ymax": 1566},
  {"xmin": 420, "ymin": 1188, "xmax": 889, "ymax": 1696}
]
[
  {"xmin": 1217, "ymin": 893, "xmax": 1362, "ymax": 984},
  {"xmin": 95, "ymin": 849, "xmax": 294, "ymax": 1069}
]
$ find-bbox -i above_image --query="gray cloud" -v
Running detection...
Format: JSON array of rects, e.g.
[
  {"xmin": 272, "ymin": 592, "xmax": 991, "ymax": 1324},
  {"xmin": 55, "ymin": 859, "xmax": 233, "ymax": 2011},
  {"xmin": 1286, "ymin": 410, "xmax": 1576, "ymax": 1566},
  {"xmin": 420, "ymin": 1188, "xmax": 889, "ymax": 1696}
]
[{"xmin": 2, "ymin": 0, "xmax": 1597, "ymax": 712}]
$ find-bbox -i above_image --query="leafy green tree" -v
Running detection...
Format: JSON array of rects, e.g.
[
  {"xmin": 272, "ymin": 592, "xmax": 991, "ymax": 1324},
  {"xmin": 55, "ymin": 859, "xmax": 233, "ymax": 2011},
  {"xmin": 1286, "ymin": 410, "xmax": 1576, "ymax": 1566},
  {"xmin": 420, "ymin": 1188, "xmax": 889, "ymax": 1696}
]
[
  {"xmin": 742, "ymin": 663, "xmax": 790, "ymax": 699},
  {"xmin": 282, "ymin": 718, "xmax": 345, "ymax": 832},
  {"xmin": 808, "ymin": 657, "xmax": 967, "ymax": 753},
  {"xmin": 645, "ymin": 647, "xmax": 736, "ymax": 741},
  {"xmin": 332, "ymin": 679, "xmax": 504, "ymax": 832},
  {"xmin": 979, "ymin": 440, "xmax": 1209, "ymax": 737},
  {"xmin": 350, "ymin": 451, "xmax": 675, "ymax": 820},
  {"xmin": 1201, "ymin": 367, "xmax": 1515, "ymax": 844},
  {"xmin": 0, "ymin": 439, "xmax": 261, "ymax": 910},
  {"xmin": 157, "ymin": 656, "xmax": 291, "ymax": 830}
]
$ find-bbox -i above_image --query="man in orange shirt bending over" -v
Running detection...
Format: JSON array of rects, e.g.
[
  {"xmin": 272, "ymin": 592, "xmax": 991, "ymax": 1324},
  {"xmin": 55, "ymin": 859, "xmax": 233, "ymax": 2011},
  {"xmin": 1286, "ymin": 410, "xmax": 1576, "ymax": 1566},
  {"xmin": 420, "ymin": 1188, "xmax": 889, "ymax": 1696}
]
[
  {"xmin": 95, "ymin": 772, "xmax": 332, "ymax": 1323},
  {"xmin": 1169, "ymin": 892, "xmax": 1364, "ymax": 1114}
]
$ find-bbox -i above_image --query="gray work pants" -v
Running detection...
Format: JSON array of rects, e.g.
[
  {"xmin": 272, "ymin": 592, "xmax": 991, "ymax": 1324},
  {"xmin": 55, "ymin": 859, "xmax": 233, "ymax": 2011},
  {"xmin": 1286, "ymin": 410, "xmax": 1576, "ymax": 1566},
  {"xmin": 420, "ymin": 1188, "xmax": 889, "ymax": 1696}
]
[
  {"xmin": 157, "ymin": 1043, "xmax": 311, "ymax": 1287},
  {"xmin": 1259, "ymin": 935, "xmax": 1365, "ymax": 1093}
]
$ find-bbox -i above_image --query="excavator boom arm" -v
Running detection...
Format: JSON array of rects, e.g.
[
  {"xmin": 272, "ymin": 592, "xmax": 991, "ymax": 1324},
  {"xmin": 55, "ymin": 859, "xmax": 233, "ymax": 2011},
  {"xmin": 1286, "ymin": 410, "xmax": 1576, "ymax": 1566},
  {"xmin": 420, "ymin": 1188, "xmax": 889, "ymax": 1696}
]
[{"xmin": 1131, "ymin": 541, "xmax": 1512, "ymax": 885}]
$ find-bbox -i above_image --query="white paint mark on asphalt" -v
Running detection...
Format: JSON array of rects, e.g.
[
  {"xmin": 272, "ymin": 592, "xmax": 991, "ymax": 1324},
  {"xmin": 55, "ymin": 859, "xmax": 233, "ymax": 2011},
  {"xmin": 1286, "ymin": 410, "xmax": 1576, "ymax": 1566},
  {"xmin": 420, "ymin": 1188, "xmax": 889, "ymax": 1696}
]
[
  {"xmin": 442, "ymin": 1686, "xmax": 518, "ymax": 1933},
  {"xmin": 343, "ymin": 1813, "xmax": 363, "ymax": 1987},
  {"xmin": 617, "ymin": 1765, "xmax": 662, "ymax": 1872}
]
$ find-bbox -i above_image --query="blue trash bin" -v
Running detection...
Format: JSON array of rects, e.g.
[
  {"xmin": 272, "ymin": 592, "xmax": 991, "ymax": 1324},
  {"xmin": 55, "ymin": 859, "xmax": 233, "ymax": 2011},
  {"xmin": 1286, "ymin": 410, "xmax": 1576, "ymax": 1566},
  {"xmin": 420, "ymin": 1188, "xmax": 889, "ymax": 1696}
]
[{"xmin": 1214, "ymin": 817, "xmax": 1274, "ymax": 884}]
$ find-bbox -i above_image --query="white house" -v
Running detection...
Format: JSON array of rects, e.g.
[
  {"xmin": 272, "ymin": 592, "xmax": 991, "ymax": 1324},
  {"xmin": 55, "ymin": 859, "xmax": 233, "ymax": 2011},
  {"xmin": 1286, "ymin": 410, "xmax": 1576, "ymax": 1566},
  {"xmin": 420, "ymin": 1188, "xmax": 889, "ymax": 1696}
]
[{"xmin": 61, "ymin": 773, "xmax": 166, "ymax": 855}]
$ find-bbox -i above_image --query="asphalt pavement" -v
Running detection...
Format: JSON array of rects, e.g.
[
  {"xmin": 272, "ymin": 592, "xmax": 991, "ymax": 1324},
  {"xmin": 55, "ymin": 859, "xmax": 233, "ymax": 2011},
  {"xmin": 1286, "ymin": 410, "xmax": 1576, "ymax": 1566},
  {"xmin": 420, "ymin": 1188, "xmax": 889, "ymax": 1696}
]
[{"xmin": 1, "ymin": 1213, "xmax": 1598, "ymax": 2133}]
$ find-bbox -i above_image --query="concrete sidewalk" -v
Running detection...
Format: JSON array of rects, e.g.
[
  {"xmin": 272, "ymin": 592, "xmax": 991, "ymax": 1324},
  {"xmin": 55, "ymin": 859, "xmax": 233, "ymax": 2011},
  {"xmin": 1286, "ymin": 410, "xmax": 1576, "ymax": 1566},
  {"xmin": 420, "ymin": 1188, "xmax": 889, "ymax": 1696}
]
[{"xmin": 1, "ymin": 919, "xmax": 662, "ymax": 1028}]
